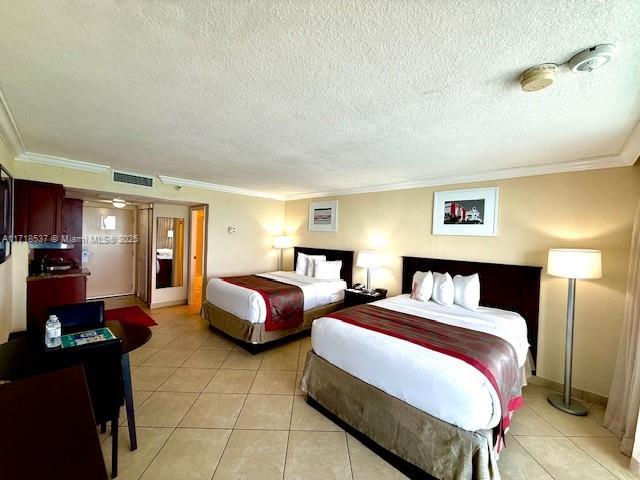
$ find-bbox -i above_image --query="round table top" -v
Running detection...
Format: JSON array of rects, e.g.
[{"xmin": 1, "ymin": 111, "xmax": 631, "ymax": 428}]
[{"xmin": 0, "ymin": 320, "xmax": 152, "ymax": 381}]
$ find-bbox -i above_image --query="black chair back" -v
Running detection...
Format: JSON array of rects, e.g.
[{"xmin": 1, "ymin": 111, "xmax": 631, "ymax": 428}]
[
  {"xmin": 45, "ymin": 339, "xmax": 124, "ymax": 425},
  {"xmin": 47, "ymin": 301, "xmax": 105, "ymax": 329}
]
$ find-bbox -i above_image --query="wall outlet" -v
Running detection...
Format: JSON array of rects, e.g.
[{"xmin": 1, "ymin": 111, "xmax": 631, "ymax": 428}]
[{"xmin": 227, "ymin": 226, "xmax": 237, "ymax": 234}]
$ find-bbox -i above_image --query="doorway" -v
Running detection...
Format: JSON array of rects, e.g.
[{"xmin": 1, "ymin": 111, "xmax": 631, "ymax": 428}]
[
  {"xmin": 188, "ymin": 205, "xmax": 207, "ymax": 306},
  {"xmin": 83, "ymin": 203, "xmax": 136, "ymax": 299},
  {"xmin": 136, "ymin": 206, "xmax": 153, "ymax": 304}
]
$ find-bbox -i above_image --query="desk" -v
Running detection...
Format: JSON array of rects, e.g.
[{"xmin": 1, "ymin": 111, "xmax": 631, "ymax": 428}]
[
  {"xmin": 0, "ymin": 321, "xmax": 152, "ymax": 450},
  {"xmin": 0, "ymin": 366, "xmax": 109, "ymax": 480}
]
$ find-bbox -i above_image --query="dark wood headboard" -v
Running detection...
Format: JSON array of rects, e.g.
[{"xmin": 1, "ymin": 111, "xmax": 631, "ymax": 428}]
[
  {"xmin": 402, "ymin": 256, "xmax": 542, "ymax": 365},
  {"xmin": 293, "ymin": 247, "xmax": 354, "ymax": 286}
]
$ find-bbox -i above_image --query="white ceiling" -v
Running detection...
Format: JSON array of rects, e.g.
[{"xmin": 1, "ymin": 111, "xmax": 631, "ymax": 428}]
[{"xmin": 0, "ymin": 1, "xmax": 638, "ymax": 198}]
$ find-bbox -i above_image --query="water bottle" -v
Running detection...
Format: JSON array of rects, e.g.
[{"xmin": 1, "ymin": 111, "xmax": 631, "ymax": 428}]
[{"xmin": 45, "ymin": 314, "xmax": 62, "ymax": 348}]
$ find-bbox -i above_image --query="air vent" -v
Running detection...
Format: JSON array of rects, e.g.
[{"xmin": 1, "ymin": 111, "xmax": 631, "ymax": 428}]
[{"xmin": 112, "ymin": 170, "xmax": 154, "ymax": 188}]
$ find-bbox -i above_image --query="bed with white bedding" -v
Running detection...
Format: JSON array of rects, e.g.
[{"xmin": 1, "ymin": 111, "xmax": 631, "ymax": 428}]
[
  {"xmin": 202, "ymin": 247, "xmax": 354, "ymax": 345},
  {"xmin": 206, "ymin": 272, "xmax": 347, "ymax": 324},
  {"xmin": 301, "ymin": 255, "xmax": 542, "ymax": 480},
  {"xmin": 312, "ymin": 294, "xmax": 529, "ymax": 432}
]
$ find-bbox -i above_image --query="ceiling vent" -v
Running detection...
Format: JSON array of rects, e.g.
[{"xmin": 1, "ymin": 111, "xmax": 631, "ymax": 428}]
[{"xmin": 112, "ymin": 170, "xmax": 154, "ymax": 188}]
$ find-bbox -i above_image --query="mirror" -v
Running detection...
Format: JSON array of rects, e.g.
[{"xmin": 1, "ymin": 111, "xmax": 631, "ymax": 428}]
[
  {"xmin": 156, "ymin": 217, "xmax": 184, "ymax": 288},
  {"xmin": 0, "ymin": 164, "xmax": 13, "ymax": 264}
]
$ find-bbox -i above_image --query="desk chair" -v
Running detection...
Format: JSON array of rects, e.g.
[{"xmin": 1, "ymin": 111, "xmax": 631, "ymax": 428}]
[{"xmin": 46, "ymin": 301, "xmax": 139, "ymax": 453}]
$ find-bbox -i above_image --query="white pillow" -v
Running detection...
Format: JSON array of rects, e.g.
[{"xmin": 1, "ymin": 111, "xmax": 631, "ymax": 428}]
[
  {"xmin": 432, "ymin": 272, "xmax": 454, "ymax": 306},
  {"xmin": 295, "ymin": 253, "xmax": 309, "ymax": 275},
  {"xmin": 305, "ymin": 255, "xmax": 326, "ymax": 276},
  {"xmin": 313, "ymin": 260, "xmax": 342, "ymax": 280},
  {"xmin": 453, "ymin": 273, "xmax": 480, "ymax": 310},
  {"xmin": 411, "ymin": 271, "xmax": 433, "ymax": 302}
]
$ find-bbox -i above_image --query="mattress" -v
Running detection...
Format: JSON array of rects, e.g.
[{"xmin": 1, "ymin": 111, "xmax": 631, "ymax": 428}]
[
  {"xmin": 311, "ymin": 294, "xmax": 529, "ymax": 432},
  {"xmin": 206, "ymin": 271, "xmax": 347, "ymax": 324}
]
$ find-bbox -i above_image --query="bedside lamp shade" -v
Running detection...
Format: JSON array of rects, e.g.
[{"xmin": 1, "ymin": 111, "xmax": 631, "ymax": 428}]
[
  {"xmin": 273, "ymin": 236, "xmax": 292, "ymax": 270},
  {"xmin": 356, "ymin": 251, "xmax": 381, "ymax": 291},
  {"xmin": 548, "ymin": 249, "xmax": 602, "ymax": 279},
  {"xmin": 273, "ymin": 236, "xmax": 293, "ymax": 249},
  {"xmin": 356, "ymin": 251, "xmax": 381, "ymax": 269}
]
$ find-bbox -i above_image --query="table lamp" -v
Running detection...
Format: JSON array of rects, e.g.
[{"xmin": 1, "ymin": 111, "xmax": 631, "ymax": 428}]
[
  {"xmin": 273, "ymin": 235, "xmax": 293, "ymax": 271},
  {"xmin": 356, "ymin": 251, "xmax": 381, "ymax": 292},
  {"xmin": 547, "ymin": 248, "xmax": 602, "ymax": 415}
]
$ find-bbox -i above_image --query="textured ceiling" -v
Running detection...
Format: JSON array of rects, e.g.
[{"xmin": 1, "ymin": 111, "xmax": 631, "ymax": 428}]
[{"xmin": 0, "ymin": 0, "xmax": 638, "ymax": 196}]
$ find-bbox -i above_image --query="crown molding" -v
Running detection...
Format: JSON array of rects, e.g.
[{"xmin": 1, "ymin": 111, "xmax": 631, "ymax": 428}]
[
  {"xmin": 16, "ymin": 152, "xmax": 110, "ymax": 173},
  {"xmin": 158, "ymin": 175, "xmax": 286, "ymax": 201},
  {"xmin": 284, "ymin": 152, "xmax": 630, "ymax": 200},
  {"xmin": 621, "ymin": 120, "xmax": 640, "ymax": 165},
  {"xmin": 0, "ymin": 89, "xmax": 25, "ymax": 156}
]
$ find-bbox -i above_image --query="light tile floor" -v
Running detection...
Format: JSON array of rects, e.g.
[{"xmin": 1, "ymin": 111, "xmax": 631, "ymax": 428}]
[{"xmin": 100, "ymin": 301, "xmax": 638, "ymax": 479}]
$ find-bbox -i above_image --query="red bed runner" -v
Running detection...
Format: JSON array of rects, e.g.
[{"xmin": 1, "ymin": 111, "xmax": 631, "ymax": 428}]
[
  {"xmin": 327, "ymin": 304, "xmax": 523, "ymax": 446},
  {"xmin": 221, "ymin": 275, "xmax": 304, "ymax": 331}
]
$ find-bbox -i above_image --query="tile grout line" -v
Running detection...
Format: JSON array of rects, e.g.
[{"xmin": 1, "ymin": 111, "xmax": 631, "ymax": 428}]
[
  {"xmin": 129, "ymin": 312, "xmax": 208, "ymax": 479},
  {"xmin": 509, "ymin": 435, "xmax": 556, "ymax": 479},
  {"xmin": 209, "ymin": 365, "xmax": 260, "ymax": 479},
  {"xmin": 567, "ymin": 436, "xmax": 626, "ymax": 480},
  {"xmin": 345, "ymin": 431, "xmax": 356, "ymax": 480}
]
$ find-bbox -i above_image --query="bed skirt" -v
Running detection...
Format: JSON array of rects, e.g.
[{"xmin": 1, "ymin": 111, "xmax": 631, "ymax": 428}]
[
  {"xmin": 201, "ymin": 301, "xmax": 344, "ymax": 344},
  {"xmin": 300, "ymin": 350, "xmax": 500, "ymax": 480}
]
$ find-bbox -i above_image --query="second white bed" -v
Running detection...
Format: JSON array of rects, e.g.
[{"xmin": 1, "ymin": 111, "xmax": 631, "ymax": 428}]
[
  {"xmin": 311, "ymin": 294, "xmax": 529, "ymax": 432},
  {"xmin": 206, "ymin": 271, "xmax": 346, "ymax": 324}
]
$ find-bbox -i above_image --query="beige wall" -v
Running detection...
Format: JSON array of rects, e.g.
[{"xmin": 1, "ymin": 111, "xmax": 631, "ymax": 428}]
[
  {"xmin": 0, "ymin": 140, "xmax": 14, "ymax": 341},
  {"xmin": 285, "ymin": 166, "xmax": 640, "ymax": 397}
]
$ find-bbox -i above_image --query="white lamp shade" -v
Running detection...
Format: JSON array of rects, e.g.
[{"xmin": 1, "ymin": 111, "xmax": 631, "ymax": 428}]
[
  {"xmin": 273, "ymin": 235, "xmax": 293, "ymax": 249},
  {"xmin": 547, "ymin": 248, "xmax": 602, "ymax": 279},
  {"xmin": 167, "ymin": 230, "xmax": 174, "ymax": 238},
  {"xmin": 356, "ymin": 251, "xmax": 381, "ymax": 269}
]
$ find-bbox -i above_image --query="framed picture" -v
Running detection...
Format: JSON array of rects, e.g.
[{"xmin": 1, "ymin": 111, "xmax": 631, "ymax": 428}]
[
  {"xmin": 432, "ymin": 187, "xmax": 499, "ymax": 236},
  {"xmin": 309, "ymin": 200, "xmax": 338, "ymax": 232}
]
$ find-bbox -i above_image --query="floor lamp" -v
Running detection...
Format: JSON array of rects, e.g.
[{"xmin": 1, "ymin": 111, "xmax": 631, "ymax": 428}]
[
  {"xmin": 273, "ymin": 235, "xmax": 293, "ymax": 271},
  {"xmin": 547, "ymin": 248, "xmax": 602, "ymax": 416}
]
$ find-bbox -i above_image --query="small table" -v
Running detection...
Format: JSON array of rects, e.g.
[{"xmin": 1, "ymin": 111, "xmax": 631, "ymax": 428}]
[
  {"xmin": 344, "ymin": 288, "xmax": 388, "ymax": 308},
  {"xmin": 0, "ymin": 321, "xmax": 151, "ymax": 450}
]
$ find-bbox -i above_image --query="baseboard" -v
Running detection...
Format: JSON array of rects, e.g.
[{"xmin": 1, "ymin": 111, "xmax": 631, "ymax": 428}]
[
  {"xmin": 529, "ymin": 375, "xmax": 608, "ymax": 407},
  {"xmin": 150, "ymin": 299, "xmax": 187, "ymax": 309}
]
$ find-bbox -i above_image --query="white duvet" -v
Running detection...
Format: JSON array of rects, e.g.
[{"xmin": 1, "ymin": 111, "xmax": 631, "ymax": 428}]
[
  {"xmin": 311, "ymin": 294, "xmax": 529, "ymax": 432},
  {"xmin": 206, "ymin": 271, "xmax": 346, "ymax": 324}
]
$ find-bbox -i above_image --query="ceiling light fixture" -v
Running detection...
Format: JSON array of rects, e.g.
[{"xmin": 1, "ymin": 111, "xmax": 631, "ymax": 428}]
[
  {"xmin": 568, "ymin": 44, "xmax": 617, "ymax": 73},
  {"xmin": 520, "ymin": 43, "xmax": 616, "ymax": 92},
  {"xmin": 112, "ymin": 198, "xmax": 126, "ymax": 208}
]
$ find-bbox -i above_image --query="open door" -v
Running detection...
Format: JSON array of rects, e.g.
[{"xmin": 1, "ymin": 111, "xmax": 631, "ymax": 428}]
[{"xmin": 188, "ymin": 205, "xmax": 207, "ymax": 306}]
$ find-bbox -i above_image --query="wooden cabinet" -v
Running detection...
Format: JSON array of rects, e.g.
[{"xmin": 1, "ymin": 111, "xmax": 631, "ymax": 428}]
[
  {"xmin": 14, "ymin": 179, "xmax": 64, "ymax": 238},
  {"xmin": 27, "ymin": 275, "xmax": 87, "ymax": 332},
  {"xmin": 62, "ymin": 198, "xmax": 83, "ymax": 240}
]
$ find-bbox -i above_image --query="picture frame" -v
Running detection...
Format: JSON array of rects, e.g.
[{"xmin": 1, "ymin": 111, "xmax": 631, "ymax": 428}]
[
  {"xmin": 309, "ymin": 200, "xmax": 338, "ymax": 232},
  {"xmin": 432, "ymin": 187, "xmax": 499, "ymax": 236},
  {"xmin": 0, "ymin": 163, "xmax": 13, "ymax": 264}
]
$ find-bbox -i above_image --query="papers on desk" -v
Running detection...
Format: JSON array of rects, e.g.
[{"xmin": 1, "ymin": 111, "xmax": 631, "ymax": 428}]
[{"xmin": 60, "ymin": 328, "xmax": 116, "ymax": 349}]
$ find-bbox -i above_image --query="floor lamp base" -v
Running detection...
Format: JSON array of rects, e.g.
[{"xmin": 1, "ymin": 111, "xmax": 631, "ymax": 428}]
[{"xmin": 547, "ymin": 392, "xmax": 588, "ymax": 416}]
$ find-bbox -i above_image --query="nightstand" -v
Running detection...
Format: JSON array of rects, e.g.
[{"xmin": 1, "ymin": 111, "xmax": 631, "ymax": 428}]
[{"xmin": 344, "ymin": 288, "xmax": 388, "ymax": 308}]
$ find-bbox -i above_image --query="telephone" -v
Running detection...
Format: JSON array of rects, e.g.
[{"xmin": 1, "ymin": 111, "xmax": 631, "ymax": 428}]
[{"xmin": 352, "ymin": 283, "xmax": 366, "ymax": 291}]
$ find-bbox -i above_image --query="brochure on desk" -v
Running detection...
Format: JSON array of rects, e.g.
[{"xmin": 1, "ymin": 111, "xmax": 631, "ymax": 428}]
[{"xmin": 60, "ymin": 327, "xmax": 117, "ymax": 349}]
